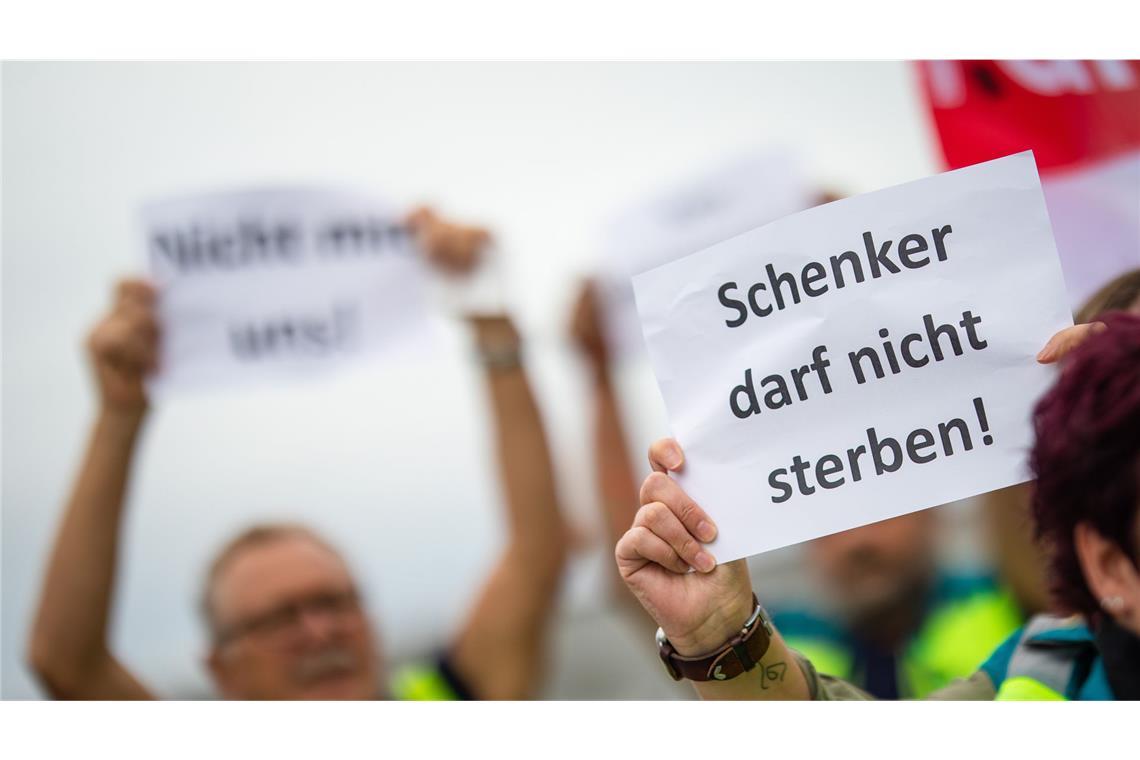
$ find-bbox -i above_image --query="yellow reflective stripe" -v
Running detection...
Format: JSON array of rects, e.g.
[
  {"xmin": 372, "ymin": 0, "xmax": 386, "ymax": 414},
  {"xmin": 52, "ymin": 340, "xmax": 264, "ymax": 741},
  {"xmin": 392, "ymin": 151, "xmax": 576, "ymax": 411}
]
[
  {"xmin": 904, "ymin": 589, "xmax": 1023, "ymax": 698},
  {"xmin": 995, "ymin": 676, "xmax": 1067, "ymax": 701},
  {"xmin": 785, "ymin": 638, "xmax": 854, "ymax": 681},
  {"xmin": 390, "ymin": 665, "xmax": 459, "ymax": 701}
]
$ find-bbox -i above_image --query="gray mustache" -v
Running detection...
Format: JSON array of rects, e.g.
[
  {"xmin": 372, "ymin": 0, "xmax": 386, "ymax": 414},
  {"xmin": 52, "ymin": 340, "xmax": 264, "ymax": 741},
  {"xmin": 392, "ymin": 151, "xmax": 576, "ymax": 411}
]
[{"xmin": 294, "ymin": 648, "xmax": 359, "ymax": 684}]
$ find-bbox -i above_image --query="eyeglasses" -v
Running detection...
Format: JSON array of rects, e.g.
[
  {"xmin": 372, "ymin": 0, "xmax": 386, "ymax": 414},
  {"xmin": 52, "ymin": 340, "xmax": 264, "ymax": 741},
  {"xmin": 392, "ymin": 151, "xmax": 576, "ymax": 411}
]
[{"xmin": 214, "ymin": 588, "xmax": 362, "ymax": 646}]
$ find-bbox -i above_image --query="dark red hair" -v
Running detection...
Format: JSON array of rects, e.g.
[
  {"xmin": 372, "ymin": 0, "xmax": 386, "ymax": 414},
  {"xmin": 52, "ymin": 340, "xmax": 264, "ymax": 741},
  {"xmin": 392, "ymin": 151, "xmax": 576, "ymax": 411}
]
[{"xmin": 1030, "ymin": 311, "xmax": 1140, "ymax": 619}]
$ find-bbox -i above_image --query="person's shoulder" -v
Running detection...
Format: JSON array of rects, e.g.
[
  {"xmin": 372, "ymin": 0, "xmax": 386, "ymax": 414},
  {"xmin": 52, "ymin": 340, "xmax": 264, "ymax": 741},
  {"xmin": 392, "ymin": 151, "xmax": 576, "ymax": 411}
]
[
  {"xmin": 982, "ymin": 614, "xmax": 1105, "ymax": 700},
  {"xmin": 1019, "ymin": 613, "xmax": 1094, "ymax": 645},
  {"xmin": 978, "ymin": 624, "xmax": 1025, "ymax": 687},
  {"xmin": 905, "ymin": 571, "xmax": 1024, "ymax": 690},
  {"xmin": 922, "ymin": 571, "xmax": 1023, "ymax": 644},
  {"xmin": 390, "ymin": 651, "xmax": 476, "ymax": 701},
  {"xmin": 390, "ymin": 662, "xmax": 463, "ymax": 701},
  {"xmin": 980, "ymin": 613, "xmax": 1093, "ymax": 689}
]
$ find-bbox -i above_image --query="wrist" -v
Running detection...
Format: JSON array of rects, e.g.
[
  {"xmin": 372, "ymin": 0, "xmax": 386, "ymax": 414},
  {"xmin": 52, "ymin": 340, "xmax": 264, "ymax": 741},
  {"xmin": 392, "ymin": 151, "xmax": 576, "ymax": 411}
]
[
  {"xmin": 97, "ymin": 404, "xmax": 148, "ymax": 432},
  {"xmin": 587, "ymin": 359, "xmax": 612, "ymax": 387},
  {"xmin": 668, "ymin": 589, "xmax": 756, "ymax": 657},
  {"xmin": 470, "ymin": 315, "xmax": 519, "ymax": 348},
  {"xmin": 471, "ymin": 316, "xmax": 523, "ymax": 371}
]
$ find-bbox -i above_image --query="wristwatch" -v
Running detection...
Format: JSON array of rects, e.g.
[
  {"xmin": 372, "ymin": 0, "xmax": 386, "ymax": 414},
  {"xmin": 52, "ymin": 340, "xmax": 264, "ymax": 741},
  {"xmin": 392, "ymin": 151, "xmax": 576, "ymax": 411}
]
[
  {"xmin": 656, "ymin": 595, "xmax": 774, "ymax": 682},
  {"xmin": 476, "ymin": 341, "xmax": 523, "ymax": 370},
  {"xmin": 472, "ymin": 317, "xmax": 523, "ymax": 371}
]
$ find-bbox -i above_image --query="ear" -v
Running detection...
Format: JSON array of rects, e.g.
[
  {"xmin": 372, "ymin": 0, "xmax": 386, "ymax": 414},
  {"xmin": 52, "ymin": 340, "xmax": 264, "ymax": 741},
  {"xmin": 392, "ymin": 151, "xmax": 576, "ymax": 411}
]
[{"xmin": 1074, "ymin": 522, "xmax": 1139, "ymax": 620}]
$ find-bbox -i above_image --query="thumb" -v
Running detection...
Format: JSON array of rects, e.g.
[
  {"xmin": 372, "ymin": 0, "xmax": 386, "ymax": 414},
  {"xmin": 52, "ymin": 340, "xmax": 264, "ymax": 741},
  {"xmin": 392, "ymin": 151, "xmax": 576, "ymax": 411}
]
[{"xmin": 648, "ymin": 438, "xmax": 685, "ymax": 473}]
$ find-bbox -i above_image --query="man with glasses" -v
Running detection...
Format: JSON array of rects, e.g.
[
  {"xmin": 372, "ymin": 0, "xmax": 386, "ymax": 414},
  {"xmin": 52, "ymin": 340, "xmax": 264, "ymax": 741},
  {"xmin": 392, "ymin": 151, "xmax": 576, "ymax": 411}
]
[{"xmin": 27, "ymin": 209, "xmax": 569, "ymax": 700}]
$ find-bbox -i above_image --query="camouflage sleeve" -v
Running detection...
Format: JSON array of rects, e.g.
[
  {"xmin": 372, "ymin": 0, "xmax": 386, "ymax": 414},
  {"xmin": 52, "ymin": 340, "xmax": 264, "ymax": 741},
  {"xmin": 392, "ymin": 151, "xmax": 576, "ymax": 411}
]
[
  {"xmin": 791, "ymin": 649, "xmax": 876, "ymax": 700},
  {"xmin": 792, "ymin": 649, "xmax": 997, "ymax": 700},
  {"xmin": 922, "ymin": 670, "xmax": 997, "ymax": 700}
]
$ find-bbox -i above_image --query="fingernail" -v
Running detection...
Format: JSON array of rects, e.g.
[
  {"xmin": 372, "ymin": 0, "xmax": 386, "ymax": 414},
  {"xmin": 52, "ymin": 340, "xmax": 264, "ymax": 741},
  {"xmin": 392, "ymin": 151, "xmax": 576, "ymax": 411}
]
[
  {"xmin": 696, "ymin": 520, "xmax": 717, "ymax": 542},
  {"xmin": 662, "ymin": 443, "xmax": 682, "ymax": 469},
  {"xmin": 694, "ymin": 551, "xmax": 716, "ymax": 573},
  {"xmin": 1036, "ymin": 345, "xmax": 1053, "ymax": 363}
]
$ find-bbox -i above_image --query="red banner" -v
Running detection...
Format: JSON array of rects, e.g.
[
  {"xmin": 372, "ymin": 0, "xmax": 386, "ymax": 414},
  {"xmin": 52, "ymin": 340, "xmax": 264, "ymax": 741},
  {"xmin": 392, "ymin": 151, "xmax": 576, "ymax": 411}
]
[{"xmin": 917, "ymin": 60, "xmax": 1140, "ymax": 174}]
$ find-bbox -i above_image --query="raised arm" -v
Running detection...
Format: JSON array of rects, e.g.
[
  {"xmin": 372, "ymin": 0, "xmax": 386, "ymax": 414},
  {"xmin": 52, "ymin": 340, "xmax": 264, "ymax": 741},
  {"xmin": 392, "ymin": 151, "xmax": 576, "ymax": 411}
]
[
  {"xmin": 407, "ymin": 210, "xmax": 569, "ymax": 699},
  {"xmin": 568, "ymin": 282, "xmax": 641, "ymax": 583},
  {"xmin": 27, "ymin": 280, "xmax": 158, "ymax": 699},
  {"xmin": 448, "ymin": 315, "xmax": 569, "ymax": 699}
]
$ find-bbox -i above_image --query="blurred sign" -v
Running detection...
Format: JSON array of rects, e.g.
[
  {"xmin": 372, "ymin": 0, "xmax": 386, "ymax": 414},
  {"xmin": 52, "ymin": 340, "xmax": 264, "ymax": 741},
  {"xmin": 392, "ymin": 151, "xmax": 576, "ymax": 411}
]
[
  {"xmin": 142, "ymin": 186, "xmax": 431, "ymax": 394},
  {"xmin": 597, "ymin": 152, "xmax": 813, "ymax": 358},
  {"xmin": 918, "ymin": 60, "xmax": 1140, "ymax": 306},
  {"xmin": 632, "ymin": 152, "xmax": 1072, "ymax": 562}
]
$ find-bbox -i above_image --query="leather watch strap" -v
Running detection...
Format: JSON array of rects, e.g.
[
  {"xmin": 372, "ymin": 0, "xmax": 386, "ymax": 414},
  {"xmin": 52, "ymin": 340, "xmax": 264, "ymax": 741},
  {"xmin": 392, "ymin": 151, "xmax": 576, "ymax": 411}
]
[{"xmin": 656, "ymin": 595, "xmax": 773, "ymax": 682}]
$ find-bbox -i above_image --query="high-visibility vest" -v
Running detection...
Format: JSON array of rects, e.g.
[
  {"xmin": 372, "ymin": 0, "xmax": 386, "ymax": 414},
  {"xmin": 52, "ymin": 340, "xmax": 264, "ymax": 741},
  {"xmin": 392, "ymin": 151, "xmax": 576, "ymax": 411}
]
[
  {"xmin": 390, "ymin": 664, "xmax": 463, "ymax": 701},
  {"xmin": 984, "ymin": 614, "xmax": 1114, "ymax": 701},
  {"xmin": 776, "ymin": 576, "xmax": 1023, "ymax": 699}
]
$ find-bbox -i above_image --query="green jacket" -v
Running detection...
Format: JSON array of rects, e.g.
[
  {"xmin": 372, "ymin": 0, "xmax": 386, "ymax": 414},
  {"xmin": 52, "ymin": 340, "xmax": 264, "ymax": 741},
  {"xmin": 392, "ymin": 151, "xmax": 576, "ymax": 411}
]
[
  {"xmin": 774, "ymin": 574, "xmax": 1023, "ymax": 698},
  {"xmin": 390, "ymin": 656, "xmax": 472, "ymax": 700},
  {"xmin": 799, "ymin": 614, "xmax": 1118, "ymax": 700}
]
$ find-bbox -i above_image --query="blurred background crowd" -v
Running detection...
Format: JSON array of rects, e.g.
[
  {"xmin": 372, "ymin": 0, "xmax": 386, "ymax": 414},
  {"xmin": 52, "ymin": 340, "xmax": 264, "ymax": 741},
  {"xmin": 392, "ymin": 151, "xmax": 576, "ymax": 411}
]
[{"xmin": 3, "ymin": 60, "xmax": 1138, "ymax": 699}]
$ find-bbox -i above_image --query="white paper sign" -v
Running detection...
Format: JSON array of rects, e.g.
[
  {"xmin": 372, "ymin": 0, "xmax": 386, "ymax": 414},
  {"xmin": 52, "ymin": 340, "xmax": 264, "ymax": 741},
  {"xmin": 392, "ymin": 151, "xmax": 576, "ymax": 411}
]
[
  {"xmin": 1041, "ymin": 152, "xmax": 1140, "ymax": 307},
  {"xmin": 632, "ymin": 152, "xmax": 1073, "ymax": 562},
  {"xmin": 142, "ymin": 186, "xmax": 431, "ymax": 393},
  {"xmin": 598, "ymin": 152, "xmax": 813, "ymax": 358}
]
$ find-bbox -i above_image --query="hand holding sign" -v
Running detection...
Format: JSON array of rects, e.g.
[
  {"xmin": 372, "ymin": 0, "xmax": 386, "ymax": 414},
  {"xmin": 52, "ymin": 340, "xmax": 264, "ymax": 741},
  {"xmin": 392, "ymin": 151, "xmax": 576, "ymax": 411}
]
[
  {"xmin": 616, "ymin": 439, "xmax": 754, "ymax": 658},
  {"xmin": 142, "ymin": 186, "xmax": 498, "ymax": 394},
  {"xmin": 631, "ymin": 152, "xmax": 1074, "ymax": 563},
  {"xmin": 86, "ymin": 279, "xmax": 160, "ymax": 415},
  {"xmin": 621, "ymin": 309, "xmax": 1099, "ymax": 661},
  {"xmin": 1036, "ymin": 320, "xmax": 1109, "ymax": 363},
  {"xmin": 406, "ymin": 206, "xmax": 491, "ymax": 275}
]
